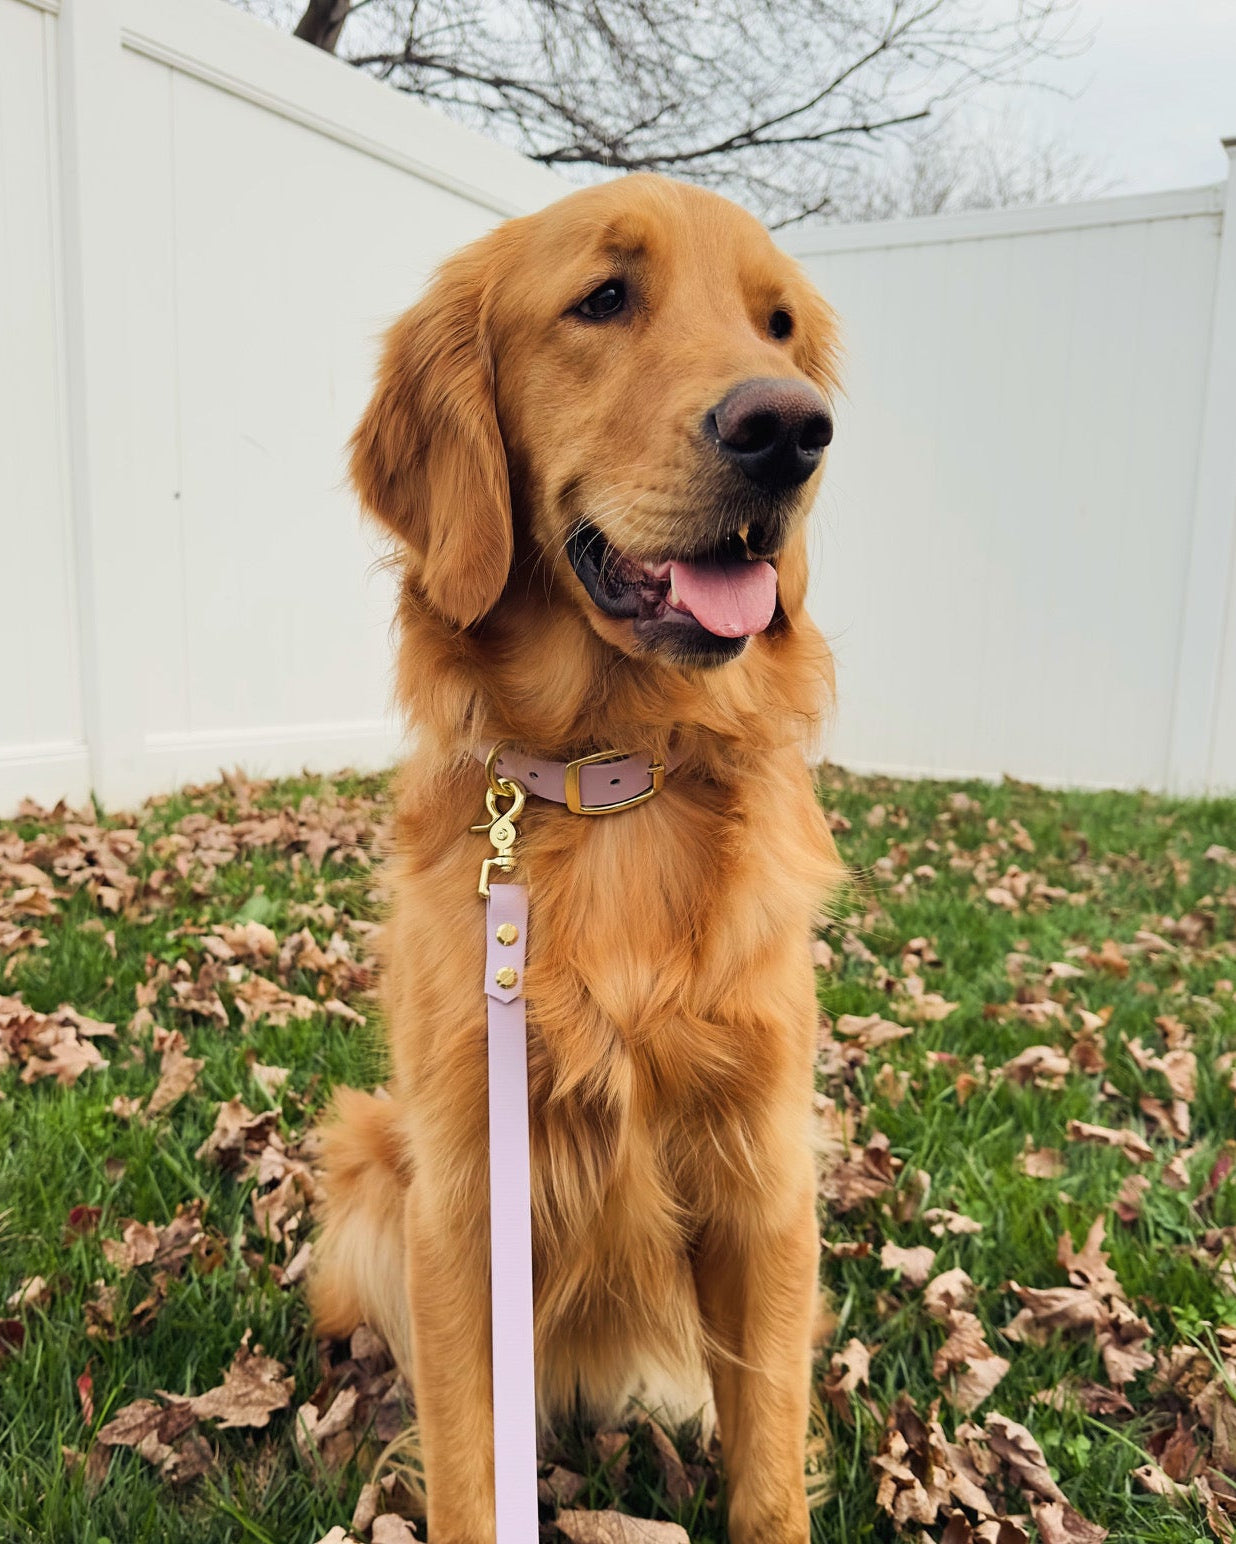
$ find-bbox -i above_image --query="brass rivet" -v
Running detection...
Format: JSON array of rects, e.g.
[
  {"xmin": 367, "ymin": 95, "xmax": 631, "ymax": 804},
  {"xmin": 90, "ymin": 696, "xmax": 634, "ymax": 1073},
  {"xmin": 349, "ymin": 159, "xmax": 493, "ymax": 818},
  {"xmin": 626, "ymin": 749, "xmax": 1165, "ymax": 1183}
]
[
  {"xmin": 494, "ymin": 966, "xmax": 519, "ymax": 989},
  {"xmin": 495, "ymin": 922, "xmax": 519, "ymax": 946}
]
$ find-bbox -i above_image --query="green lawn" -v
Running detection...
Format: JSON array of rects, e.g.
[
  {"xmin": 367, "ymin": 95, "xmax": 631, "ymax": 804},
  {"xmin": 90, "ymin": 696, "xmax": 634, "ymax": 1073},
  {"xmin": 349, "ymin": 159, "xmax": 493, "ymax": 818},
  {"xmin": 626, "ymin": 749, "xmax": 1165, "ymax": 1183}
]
[{"xmin": 2, "ymin": 766, "xmax": 1235, "ymax": 1543}]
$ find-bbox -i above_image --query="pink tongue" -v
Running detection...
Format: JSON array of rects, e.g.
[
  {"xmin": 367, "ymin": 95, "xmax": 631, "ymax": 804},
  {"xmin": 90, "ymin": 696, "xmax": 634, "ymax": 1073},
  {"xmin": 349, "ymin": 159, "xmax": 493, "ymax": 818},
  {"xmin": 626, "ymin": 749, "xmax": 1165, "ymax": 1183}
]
[{"xmin": 668, "ymin": 558, "xmax": 777, "ymax": 638}]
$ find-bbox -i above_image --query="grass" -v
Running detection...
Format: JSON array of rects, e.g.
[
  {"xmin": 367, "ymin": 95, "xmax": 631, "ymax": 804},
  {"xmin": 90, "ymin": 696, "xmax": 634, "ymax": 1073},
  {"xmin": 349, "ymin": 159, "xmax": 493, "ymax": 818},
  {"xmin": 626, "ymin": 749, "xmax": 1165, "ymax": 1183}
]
[{"xmin": 1, "ymin": 765, "xmax": 1234, "ymax": 1542}]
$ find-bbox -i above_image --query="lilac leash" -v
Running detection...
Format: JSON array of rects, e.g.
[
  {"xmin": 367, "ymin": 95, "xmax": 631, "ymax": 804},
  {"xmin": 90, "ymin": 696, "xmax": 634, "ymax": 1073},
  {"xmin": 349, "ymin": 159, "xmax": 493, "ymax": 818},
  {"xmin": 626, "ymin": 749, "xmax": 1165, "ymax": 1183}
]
[
  {"xmin": 472, "ymin": 743, "xmax": 670, "ymax": 1539},
  {"xmin": 484, "ymin": 879, "xmax": 539, "ymax": 1541}
]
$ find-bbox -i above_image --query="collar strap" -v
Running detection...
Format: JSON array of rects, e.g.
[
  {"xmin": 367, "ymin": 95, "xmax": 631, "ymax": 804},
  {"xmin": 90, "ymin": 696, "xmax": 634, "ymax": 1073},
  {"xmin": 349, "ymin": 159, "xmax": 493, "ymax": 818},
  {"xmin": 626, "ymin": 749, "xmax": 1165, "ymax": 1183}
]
[{"xmin": 478, "ymin": 744, "xmax": 675, "ymax": 815}]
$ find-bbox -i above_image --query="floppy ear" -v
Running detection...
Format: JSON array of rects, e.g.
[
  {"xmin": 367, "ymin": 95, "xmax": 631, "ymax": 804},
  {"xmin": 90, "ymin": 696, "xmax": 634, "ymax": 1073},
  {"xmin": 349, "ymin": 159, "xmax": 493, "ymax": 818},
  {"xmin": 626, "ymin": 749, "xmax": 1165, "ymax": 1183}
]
[{"xmin": 350, "ymin": 246, "xmax": 511, "ymax": 627}]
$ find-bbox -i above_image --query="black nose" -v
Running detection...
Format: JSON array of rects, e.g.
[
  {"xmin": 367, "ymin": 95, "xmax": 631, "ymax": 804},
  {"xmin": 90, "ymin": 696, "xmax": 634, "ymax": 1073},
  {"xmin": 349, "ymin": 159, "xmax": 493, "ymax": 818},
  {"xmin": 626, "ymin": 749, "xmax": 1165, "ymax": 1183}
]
[{"xmin": 708, "ymin": 377, "xmax": 833, "ymax": 493}]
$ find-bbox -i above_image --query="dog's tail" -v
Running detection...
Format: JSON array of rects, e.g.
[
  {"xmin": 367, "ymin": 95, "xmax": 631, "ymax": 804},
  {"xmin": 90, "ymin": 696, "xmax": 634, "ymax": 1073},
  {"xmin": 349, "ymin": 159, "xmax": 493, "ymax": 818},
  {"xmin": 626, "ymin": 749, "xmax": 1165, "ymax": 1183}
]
[{"xmin": 309, "ymin": 1086, "xmax": 413, "ymax": 1372}]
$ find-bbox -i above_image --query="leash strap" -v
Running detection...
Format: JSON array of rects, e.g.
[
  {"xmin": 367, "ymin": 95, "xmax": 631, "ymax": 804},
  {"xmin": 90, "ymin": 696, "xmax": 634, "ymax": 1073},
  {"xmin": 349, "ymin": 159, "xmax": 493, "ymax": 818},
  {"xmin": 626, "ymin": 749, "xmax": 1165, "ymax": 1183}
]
[{"xmin": 484, "ymin": 881, "xmax": 539, "ymax": 1542}]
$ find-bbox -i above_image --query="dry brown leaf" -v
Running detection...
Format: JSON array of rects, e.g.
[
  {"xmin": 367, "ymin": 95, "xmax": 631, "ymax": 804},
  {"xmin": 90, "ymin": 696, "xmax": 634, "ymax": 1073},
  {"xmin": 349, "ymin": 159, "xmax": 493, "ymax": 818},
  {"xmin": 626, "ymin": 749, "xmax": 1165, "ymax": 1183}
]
[
  {"xmin": 1086, "ymin": 940, "xmax": 1130, "ymax": 978},
  {"xmin": 934, "ymin": 1312, "xmax": 1010, "ymax": 1413},
  {"xmin": 178, "ymin": 1330, "xmax": 292, "ymax": 1429},
  {"xmin": 811, "ymin": 937, "xmax": 834, "ymax": 970},
  {"xmin": 539, "ymin": 1466, "xmax": 589, "ymax": 1507},
  {"xmin": 1113, "ymin": 1174, "xmax": 1150, "ymax": 1223},
  {"xmin": 1130, "ymin": 1462, "xmax": 1186, "ymax": 1499},
  {"xmin": 881, "ymin": 1242, "xmax": 937, "ymax": 1288},
  {"xmin": 635, "ymin": 1412, "xmax": 694, "ymax": 1506},
  {"xmin": 102, "ymin": 1220, "xmax": 160, "ymax": 1273},
  {"xmin": 1002, "ymin": 1046, "xmax": 1071, "ymax": 1088},
  {"xmin": 1196, "ymin": 1379, "xmax": 1236, "ymax": 1473},
  {"xmin": 833, "ymin": 1012, "xmax": 913, "ymax": 1048},
  {"xmin": 820, "ymin": 1131, "xmax": 902, "ymax": 1213},
  {"xmin": 6, "ymin": 1275, "xmax": 51, "ymax": 1310},
  {"xmin": 896, "ymin": 976, "xmax": 959, "ymax": 1022},
  {"xmin": 984, "ymin": 1414, "xmax": 1065, "ymax": 1502},
  {"xmin": 1005, "ymin": 1220, "xmax": 1154, "ymax": 1388},
  {"xmin": 1004, "ymin": 1286, "xmax": 1106, "ymax": 1346},
  {"xmin": 1139, "ymin": 1095, "xmax": 1191, "ymax": 1143},
  {"xmin": 1, "ymin": 995, "xmax": 114, "ymax": 1086},
  {"xmin": 1066, "ymin": 1121, "xmax": 1153, "ymax": 1164},
  {"xmin": 95, "ymin": 1394, "xmax": 199, "ymax": 1475},
  {"xmin": 194, "ymin": 1097, "xmax": 280, "ymax": 1171},
  {"xmin": 232, "ymin": 974, "xmax": 318, "ymax": 1028},
  {"xmin": 555, "ymin": 1512, "xmax": 688, "ymax": 1543},
  {"xmin": 1020, "ymin": 1143, "xmax": 1066, "ymax": 1180},
  {"xmin": 1198, "ymin": 1474, "xmax": 1236, "ymax": 1543},
  {"xmin": 822, "ymin": 1337, "xmax": 872, "ymax": 1419},
  {"xmin": 371, "ymin": 1518, "xmax": 418, "ymax": 1544},
  {"xmin": 295, "ymin": 1387, "xmax": 360, "ymax": 1463},
  {"xmin": 1031, "ymin": 1501, "xmax": 1108, "ymax": 1543},
  {"xmin": 874, "ymin": 1396, "xmax": 979, "ymax": 1526},
  {"xmin": 145, "ymin": 1047, "xmax": 204, "ymax": 1119},
  {"xmin": 924, "ymin": 1208, "xmax": 983, "ymax": 1237},
  {"xmin": 251, "ymin": 1062, "xmax": 290, "ymax": 1099},
  {"xmin": 924, "ymin": 1268, "xmax": 976, "ymax": 1321},
  {"xmin": 1033, "ymin": 1380, "xmax": 1133, "ymax": 1417}
]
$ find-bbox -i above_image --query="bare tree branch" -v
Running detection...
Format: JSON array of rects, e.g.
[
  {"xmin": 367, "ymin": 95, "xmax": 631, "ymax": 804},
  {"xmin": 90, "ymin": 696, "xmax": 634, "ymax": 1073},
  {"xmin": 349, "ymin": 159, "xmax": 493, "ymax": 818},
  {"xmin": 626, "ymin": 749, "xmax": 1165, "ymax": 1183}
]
[{"xmin": 231, "ymin": 0, "xmax": 1089, "ymax": 225}]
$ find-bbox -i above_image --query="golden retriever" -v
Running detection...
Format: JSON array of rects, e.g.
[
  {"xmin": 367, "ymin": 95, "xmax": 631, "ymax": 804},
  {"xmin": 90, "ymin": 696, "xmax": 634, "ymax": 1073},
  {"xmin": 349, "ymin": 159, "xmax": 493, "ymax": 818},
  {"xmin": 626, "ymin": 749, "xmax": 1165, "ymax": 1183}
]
[{"xmin": 310, "ymin": 172, "xmax": 844, "ymax": 1544}]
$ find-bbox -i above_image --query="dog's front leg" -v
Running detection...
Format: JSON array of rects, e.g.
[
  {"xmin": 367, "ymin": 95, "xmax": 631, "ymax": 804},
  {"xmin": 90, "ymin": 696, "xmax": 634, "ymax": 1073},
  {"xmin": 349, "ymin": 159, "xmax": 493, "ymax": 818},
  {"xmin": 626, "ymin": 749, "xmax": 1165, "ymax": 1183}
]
[
  {"xmin": 406, "ymin": 1175, "xmax": 500, "ymax": 1544},
  {"xmin": 694, "ymin": 1178, "xmax": 818, "ymax": 1544}
]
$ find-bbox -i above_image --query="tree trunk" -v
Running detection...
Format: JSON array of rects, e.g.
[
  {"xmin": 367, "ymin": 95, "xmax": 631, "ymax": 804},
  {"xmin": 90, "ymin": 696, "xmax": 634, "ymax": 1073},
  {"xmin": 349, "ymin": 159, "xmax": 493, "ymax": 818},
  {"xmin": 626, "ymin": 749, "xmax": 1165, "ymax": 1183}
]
[{"xmin": 293, "ymin": 0, "xmax": 350, "ymax": 54}]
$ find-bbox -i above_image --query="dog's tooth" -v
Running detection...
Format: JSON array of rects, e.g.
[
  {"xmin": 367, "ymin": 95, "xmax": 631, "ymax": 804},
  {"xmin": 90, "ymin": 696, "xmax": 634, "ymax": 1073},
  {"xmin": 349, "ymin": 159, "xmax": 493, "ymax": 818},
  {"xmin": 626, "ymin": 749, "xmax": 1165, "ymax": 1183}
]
[{"xmin": 667, "ymin": 577, "xmax": 680, "ymax": 609}]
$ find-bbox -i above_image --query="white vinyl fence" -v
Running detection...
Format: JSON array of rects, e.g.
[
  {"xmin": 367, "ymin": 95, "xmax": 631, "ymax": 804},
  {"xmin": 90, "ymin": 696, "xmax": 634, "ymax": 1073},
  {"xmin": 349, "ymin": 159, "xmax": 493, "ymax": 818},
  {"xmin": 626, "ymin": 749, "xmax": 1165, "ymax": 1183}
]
[
  {"xmin": 0, "ymin": 0, "xmax": 562, "ymax": 812},
  {"xmin": 2, "ymin": 0, "xmax": 1234, "ymax": 811},
  {"xmin": 786, "ymin": 165, "xmax": 1236, "ymax": 794}
]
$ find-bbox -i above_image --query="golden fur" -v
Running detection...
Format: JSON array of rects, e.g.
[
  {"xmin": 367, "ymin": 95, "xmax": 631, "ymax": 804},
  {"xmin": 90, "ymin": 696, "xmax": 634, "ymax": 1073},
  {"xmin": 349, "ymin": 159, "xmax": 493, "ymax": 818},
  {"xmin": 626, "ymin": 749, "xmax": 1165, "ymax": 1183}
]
[{"xmin": 310, "ymin": 173, "xmax": 845, "ymax": 1544}]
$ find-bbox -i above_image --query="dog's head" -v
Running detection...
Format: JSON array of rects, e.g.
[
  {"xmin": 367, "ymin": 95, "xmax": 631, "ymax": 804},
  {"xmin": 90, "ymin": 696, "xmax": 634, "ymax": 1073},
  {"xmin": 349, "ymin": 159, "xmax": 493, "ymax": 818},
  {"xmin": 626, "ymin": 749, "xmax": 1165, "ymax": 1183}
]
[{"xmin": 351, "ymin": 174, "xmax": 839, "ymax": 673}]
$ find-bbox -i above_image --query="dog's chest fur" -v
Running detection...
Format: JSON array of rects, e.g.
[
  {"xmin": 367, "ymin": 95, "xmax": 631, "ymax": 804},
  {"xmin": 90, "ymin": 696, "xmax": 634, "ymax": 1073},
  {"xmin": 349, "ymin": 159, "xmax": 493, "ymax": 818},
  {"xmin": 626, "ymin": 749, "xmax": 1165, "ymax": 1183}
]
[{"xmin": 385, "ymin": 750, "xmax": 837, "ymax": 1355}]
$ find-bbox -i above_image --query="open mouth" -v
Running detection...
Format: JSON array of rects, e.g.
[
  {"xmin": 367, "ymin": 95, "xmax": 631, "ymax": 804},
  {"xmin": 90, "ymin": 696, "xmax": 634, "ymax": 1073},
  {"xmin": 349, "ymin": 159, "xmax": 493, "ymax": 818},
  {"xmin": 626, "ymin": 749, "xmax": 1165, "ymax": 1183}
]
[{"xmin": 565, "ymin": 522, "xmax": 778, "ymax": 656}]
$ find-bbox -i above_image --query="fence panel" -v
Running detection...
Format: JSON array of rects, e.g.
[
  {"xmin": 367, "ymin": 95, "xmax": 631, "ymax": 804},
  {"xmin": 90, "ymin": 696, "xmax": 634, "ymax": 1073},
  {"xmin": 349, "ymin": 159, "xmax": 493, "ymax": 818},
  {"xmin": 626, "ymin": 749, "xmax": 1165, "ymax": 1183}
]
[
  {"xmin": 0, "ymin": 0, "xmax": 88, "ymax": 809},
  {"xmin": 784, "ymin": 188, "xmax": 1230, "ymax": 790}
]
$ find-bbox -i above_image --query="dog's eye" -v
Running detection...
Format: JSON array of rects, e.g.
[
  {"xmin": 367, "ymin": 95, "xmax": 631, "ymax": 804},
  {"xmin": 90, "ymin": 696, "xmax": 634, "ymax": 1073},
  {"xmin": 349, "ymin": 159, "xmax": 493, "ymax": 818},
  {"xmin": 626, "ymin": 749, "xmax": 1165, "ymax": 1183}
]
[
  {"xmin": 769, "ymin": 309, "xmax": 794, "ymax": 340},
  {"xmin": 576, "ymin": 281, "xmax": 627, "ymax": 321}
]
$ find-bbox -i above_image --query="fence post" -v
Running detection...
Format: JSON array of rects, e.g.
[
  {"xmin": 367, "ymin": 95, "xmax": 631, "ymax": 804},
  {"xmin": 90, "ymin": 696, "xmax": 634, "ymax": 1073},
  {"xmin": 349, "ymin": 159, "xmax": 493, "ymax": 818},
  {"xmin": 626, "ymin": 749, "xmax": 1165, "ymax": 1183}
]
[
  {"xmin": 1167, "ymin": 138, "xmax": 1236, "ymax": 795},
  {"xmin": 57, "ymin": 0, "xmax": 148, "ymax": 810}
]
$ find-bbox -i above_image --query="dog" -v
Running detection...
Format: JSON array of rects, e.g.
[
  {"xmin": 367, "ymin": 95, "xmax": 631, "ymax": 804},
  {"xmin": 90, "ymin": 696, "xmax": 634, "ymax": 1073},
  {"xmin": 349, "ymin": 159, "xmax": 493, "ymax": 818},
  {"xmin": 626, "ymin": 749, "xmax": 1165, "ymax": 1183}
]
[{"xmin": 310, "ymin": 172, "xmax": 845, "ymax": 1544}]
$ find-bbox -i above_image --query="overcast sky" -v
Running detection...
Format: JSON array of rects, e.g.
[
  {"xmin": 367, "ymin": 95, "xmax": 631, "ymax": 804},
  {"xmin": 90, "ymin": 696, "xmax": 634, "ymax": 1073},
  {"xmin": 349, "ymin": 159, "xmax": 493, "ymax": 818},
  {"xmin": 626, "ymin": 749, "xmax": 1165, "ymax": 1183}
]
[{"xmin": 994, "ymin": 0, "xmax": 1236, "ymax": 194}]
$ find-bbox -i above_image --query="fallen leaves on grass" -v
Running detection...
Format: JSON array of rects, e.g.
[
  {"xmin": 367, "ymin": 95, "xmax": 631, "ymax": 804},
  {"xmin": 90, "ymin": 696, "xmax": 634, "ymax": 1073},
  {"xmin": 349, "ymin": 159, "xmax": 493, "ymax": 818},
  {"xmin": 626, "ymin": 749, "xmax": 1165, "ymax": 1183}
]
[
  {"xmin": 176, "ymin": 1330, "xmax": 292, "ymax": 1431},
  {"xmin": 1005, "ymin": 1218, "xmax": 1153, "ymax": 1388},
  {"xmin": 144, "ymin": 1045, "xmax": 204, "ymax": 1119},
  {"xmin": 195, "ymin": 1096, "xmax": 280, "ymax": 1171},
  {"xmin": 1001, "ymin": 1046, "xmax": 1071, "ymax": 1089},
  {"xmin": 822, "ymin": 1337, "xmax": 875, "ymax": 1422},
  {"xmin": 555, "ymin": 1512, "xmax": 689, "ymax": 1542},
  {"xmin": 834, "ymin": 1012, "xmax": 914, "ymax": 1048},
  {"xmin": 0, "ymin": 996, "xmax": 114, "ymax": 1085},
  {"xmin": 6, "ymin": 1274, "xmax": 50, "ymax": 1309},
  {"xmin": 1113, "ymin": 1174, "xmax": 1151, "ymax": 1222},
  {"xmin": 820, "ymin": 1131, "xmax": 902, "ymax": 1212},
  {"xmin": 924, "ymin": 1208, "xmax": 983, "ymax": 1237},
  {"xmin": 882, "ymin": 1242, "xmax": 937, "ymax": 1288},
  {"xmin": 1018, "ymin": 1142, "xmax": 1066, "ymax": 1180},
  {"xmin": 298, "ymin": 1324, "xmax": 413, "ymax": 1477},
  {"xmin": 95, "ymin": 1397, "xmax": 208, "ymax": 1484},
  {"xmin": 934, "ymin": 1313, "xmax": 1011, "ymax": 1413},
  {"xmin": 875, "ymin": 1398, "xmax": 1108, "ymax": 1542},
  {"xmin": 1065, "ymin": 1121, "xmax": 1154, "ymax": 1164}
]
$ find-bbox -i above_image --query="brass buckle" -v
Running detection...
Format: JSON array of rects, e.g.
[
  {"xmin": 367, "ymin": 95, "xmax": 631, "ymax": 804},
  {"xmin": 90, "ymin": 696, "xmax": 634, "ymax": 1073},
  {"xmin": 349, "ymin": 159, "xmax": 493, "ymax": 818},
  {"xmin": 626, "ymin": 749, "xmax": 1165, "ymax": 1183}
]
[{"xmin": 563, "ymin": 750, "xmax": 665, "ymax": 816}]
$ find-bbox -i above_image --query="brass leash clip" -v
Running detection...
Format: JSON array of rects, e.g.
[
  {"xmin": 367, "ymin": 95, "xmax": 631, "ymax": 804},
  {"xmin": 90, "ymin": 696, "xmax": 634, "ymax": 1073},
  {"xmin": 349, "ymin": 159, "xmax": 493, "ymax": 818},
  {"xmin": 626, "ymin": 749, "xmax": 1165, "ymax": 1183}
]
[{"xmin": 473, "ymin": 744, "xmax": 527, "ymax": 897}]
